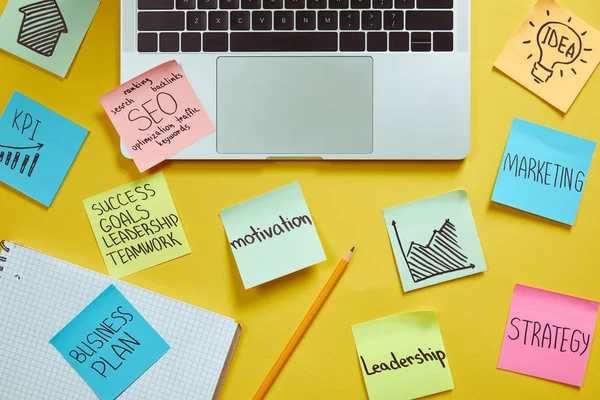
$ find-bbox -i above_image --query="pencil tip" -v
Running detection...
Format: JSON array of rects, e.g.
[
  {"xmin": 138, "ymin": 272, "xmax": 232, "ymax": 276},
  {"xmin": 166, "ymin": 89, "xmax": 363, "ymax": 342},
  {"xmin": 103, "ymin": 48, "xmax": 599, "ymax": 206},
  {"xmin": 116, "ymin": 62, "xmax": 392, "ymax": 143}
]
[{"xmin": 350, "ymin": 247, "xmax": 355, "ymax": 252}]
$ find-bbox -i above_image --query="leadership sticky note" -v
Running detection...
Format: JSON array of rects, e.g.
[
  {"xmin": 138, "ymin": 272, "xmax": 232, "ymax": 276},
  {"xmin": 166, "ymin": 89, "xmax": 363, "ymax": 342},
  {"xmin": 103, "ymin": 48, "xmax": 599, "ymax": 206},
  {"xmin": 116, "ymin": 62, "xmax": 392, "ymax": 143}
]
[
  {"xmin": 352, "ymin": 311, "xmax": 454, "ymax": 400},
  {"xmin": 83, "ymin": 173, "xmax": 191, "ymax": 278},
  {"xmin": 0, "ymin": 91, "xmax": 88, "ymax": 206},
  {"xmin": 498, "ymin": 284, "xmax": 599, "ymax": 387},
  {"xmin": 494, "ymin": 0, "xmax": 600, "ymax": 113},
  {"xmin": 50, "ymin": 285, "xmax": 170, "ymax": 400},
  {"xmin": 492, "ymin": 118, "xmax": 596, "ymax": 226},
  {"xmin": 0, "ymin": 0, "xmax": 99, "ymax": 78},
  {"xmin": 383, "ymin": 191, "xmax": 487, "ymax": 292},
  {"xmin": 99, "ymin": 60, "xmax": 214, "ymax": 172},
  {"xmin": 219, "ymin": 182, "xmax": 326, "ymax": 289}
]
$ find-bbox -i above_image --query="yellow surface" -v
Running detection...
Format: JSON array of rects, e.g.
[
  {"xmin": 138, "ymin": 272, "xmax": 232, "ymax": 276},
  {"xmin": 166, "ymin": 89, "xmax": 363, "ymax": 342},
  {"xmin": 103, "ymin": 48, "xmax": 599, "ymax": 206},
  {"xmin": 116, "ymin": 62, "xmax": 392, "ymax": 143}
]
[{"xmin": 1, "ymin": 0, "xmax": 600, "ymax": 399}]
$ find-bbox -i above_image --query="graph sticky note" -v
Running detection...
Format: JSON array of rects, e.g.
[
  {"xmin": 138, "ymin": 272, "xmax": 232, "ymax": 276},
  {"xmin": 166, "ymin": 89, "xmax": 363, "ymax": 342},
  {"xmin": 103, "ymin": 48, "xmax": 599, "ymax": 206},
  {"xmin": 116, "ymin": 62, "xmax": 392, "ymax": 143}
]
[
  {"xmin": 352, "ymin": 311, "xmax": 454, "ymax": 400},
  {"xmin": 492, "ymin": 118, "xmax": 596, "ymax": 226},
  {"xmin": 50, "ymin": 285, "xmax": 170, "ymax": 400},
  {"xmin": 383, "ymin": 190, "xmax": 487, "ymax": 292},
  {"xmin": 83, "ymin": 173, "xmax": 191, "ymax": 278},
  {"xmin": 219, "ymin": 182, "xmax": 326, "ymax": 289},
  {"xmin": 498, "ymin": 285, "xmax": 599, "ymax": 387},
  {"xmin": 0, "ymin": 91, "xmax": 88, "ymax": 206},
  {"xmin": 494, "ymin": 0, "xmax": 600, "ymax": 113}
]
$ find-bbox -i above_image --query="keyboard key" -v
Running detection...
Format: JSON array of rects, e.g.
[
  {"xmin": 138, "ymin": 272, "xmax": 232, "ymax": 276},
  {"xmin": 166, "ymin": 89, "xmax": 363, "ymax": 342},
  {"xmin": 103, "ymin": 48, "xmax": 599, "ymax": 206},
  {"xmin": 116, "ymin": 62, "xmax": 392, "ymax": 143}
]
[
  {"xmin": 307, "ymin": 0, "xmax": 327, "ymax": 8},
  {"xmin": 242, "ymin": 0, "xmax": 261, "ymax": 7},
  {"xmin": 406, "ymin": 10, "xmax": 452, "ymax": 30},
  {"xmin": 197, "ymin": 0, "xmax": 217, "ymax": 8},
  {"xmin": 159, "ymin": 32, "xmax": 179, "ymax": 52},
  {"xmin": 187, "ymin": 11, "xmax": 207, "ymax": 30},
  {"xmin": 138, "ymin": 0, "xmax": 174, "ymax": 9},
  {"xmin": 351, "ymin": 0, "xmax": 370, "ymax": 8},
  {"xmin": 274, "ymin": 11, "xmax": 294, "ymax": 29},
  {"xmin": 176, "ymin": 0, "xmax": 196, "ymax": 8},
  {"xmin": 209, "ymin": 11, "xmax": 228, "ymax": 30},
  {"xmin": 264, "ymin": 0, "xmax": 283, "ymax": 8},
  {"xmin": 252, "ymin": 11, "xmax": 272, "ymax": 29},
  {"xmin": 373, "ymin": 0, "xmax": 392, "ymax": 8},
  {"xmin": 296, "ymin": 11, "xmax": 316, "ymax": 30},
  {"xmin": 181, "ymin": 32, "xmax": 202, "ymax": 51},
  {"xmin": 138, "ymin": 32, "xmax": 158, "ymax": 52},
  {"xmin": 340, "ymin": 32, "xmax": 364, "ymax": 51},
  {"xmin": 138, "ymin": 11, "xmax": 185, "ymax": 31},
  {"xmin": 329, "ymin": 0, "xmax": 348, "ymax": 9},
  {"xmin": 220, "ymin": 0, "xmax": 239, "ymax": 8},
  {"xmin": 367, "ymin": 32, "xmax": 386, "ymax": 51},
  {"xmin": 362, "ymin": 11, "xmax": 381, "ymax": 30},
  {"xmin": 411, "ymin": 32, "xmax": 431, "ymax": 51},
  {"xmin": 318, "ymin": 11, "xmax": 338, "ymax": 30},
  {"xmin": 286, "ymin": 0, "xmax": 305, "ymax": 8},
  {"xmin": 231, "ymin": 11, "xmax": 251, "ymax": 30},
  {"xmin": 204, "ymin": 32, "xmax": 228, "ymax": 51},
  {"xmin": 230, "ymin": 32, "xmax": 338, "ymax": 51},
  {"xmin": 383, "ymin": 11, "xmax": 403, "ymax": 29},
  {"xmin": 340, "ymin": 11, "xmax": 359, "ymax": 30},
  {"xmin": 417, "ymin": 0, "xmax": 452, "ymax": 8},
  {"xmin": 389, "ymin": 31, "xmax": 408, "ymax": 50},
  {"xmin": 433, "ymin": 31, "xmax": 452, "ymax": 51},
  {"xmin": 395, "ymin": 0, "xmax": 414, "ymax": 8}
]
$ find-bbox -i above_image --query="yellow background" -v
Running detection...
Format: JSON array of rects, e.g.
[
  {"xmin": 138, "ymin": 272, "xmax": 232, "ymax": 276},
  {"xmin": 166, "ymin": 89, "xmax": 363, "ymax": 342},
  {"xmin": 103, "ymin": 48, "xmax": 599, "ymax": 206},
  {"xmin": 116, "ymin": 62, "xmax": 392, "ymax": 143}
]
[{"xmin": 1, "ymin": 0, "xmax": 600, "ymax": 398}]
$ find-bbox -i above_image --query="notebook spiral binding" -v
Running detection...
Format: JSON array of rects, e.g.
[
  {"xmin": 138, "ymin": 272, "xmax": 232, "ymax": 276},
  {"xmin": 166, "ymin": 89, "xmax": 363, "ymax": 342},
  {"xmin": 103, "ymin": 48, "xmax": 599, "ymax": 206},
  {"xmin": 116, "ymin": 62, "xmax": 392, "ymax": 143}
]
[{"xmin": 0, "ymin": 240, "xmax": 9, "ymax": 266}]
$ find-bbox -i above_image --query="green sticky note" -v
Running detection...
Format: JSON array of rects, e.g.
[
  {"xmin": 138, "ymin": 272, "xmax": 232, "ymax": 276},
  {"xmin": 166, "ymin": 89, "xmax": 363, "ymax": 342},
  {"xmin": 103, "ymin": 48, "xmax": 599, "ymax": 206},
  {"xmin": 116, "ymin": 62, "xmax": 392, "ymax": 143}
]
[
  {"xmin": 83, "ymin": 173, "xmax": 191, "ymax": 279},
  {"xmin": 352, "ymin": 311, "xmax": 454, "ymax": 400},
  {"xmin": 219, "ymin": 182, "xmax": 326, "ymax": 289},
  {"xmin": 0, "ymin": 0, "xmax": 99, "ymax": 78}
]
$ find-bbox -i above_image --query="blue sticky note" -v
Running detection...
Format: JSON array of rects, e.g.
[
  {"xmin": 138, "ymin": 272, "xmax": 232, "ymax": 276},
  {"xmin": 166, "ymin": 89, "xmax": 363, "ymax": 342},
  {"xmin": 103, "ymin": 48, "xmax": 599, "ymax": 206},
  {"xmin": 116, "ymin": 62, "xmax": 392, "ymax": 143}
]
[
  {"xmin": 0, "ymin": 91, "xmax": 88, "ymax": 206},
  {"xmin": 50, "ymin": 285, "xmax": 170, "ymax": 400},
  {"xmin": 492, "ymin": 118, "xmax": 596, "ymax": 226}
]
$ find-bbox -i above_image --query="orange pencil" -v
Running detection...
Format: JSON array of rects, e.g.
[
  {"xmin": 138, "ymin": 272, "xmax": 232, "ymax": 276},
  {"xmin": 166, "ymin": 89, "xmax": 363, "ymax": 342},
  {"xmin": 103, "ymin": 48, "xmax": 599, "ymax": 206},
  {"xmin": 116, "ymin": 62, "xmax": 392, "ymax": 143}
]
[{"xmin": 252, "ymin": 247, "xmax": 356, "ymax": 400}]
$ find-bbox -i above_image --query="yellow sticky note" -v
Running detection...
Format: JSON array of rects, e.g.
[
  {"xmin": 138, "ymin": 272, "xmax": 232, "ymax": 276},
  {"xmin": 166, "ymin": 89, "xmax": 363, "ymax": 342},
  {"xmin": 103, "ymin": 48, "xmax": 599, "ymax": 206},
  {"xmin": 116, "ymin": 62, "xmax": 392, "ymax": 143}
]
[
  {"xmin": 351, "ymin": 311, "xmax": 454, "ymax": 400},
  {"xmin": 83, "ymin": 173, "xmax": 191, "ymax": 278},
  {"xmin": 494, "ymin": 0, "xmax": 600, "ymax": 113}
]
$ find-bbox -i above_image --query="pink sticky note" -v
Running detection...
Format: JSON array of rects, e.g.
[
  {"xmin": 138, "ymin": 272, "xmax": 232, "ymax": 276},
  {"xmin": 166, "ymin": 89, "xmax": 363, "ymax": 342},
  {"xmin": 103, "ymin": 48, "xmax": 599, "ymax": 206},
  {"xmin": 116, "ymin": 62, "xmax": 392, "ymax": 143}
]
[
  {"xmin": 99, "ymin": 60, "xmax": 214, "ymax": 172},
  {"xmin": 498, "ymin": 284, "xmax": 599, "ymax": 387}
]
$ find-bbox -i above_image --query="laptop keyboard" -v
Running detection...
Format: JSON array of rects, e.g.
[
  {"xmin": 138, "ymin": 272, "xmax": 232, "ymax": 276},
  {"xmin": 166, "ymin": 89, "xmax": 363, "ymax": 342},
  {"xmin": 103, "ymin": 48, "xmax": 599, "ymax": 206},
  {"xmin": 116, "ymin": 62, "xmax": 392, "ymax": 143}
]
[{"xmin": 137, "ymin": 0, "xmax": 454, "ymax": 52}]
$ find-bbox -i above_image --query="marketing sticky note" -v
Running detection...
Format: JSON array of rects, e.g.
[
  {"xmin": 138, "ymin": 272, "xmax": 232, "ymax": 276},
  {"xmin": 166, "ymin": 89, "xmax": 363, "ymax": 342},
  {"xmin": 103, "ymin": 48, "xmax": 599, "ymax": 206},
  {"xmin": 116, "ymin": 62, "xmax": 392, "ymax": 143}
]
[
  {"xmin": 99, "ymin": 60, "xmax": 214, "ymax": 172},
  {"xmin": 494, "ymin": 0, "xmax": 600, "ymax": 113},
  {"xmin": 492, "ymin": 118, "xmax": 596, "ymax": 226},
  {"xmin": 83, "ymin": 173, "xmax": 191, "ymax": 278},
  {"xmin": 0, "ymin": 0, "xmax": 99, "ymax": 78},
  {"xmin": 219, "ymin": 182, "xmax": 326, "ymax": 289},
  {"xmin": 498, "ymin": 284, "xmax": 599, "ymax": 387},
  {"xmin": 0, "ymin": 91, "xmax": 88, "ymax": 206},
  {"xmin": 383, "ymin": 191, "xmax": 487, "ymax": 292},
  {"xmin": 352, "ymin": 311, "xmax": 454, "ymax": 400},
  {"xmin": 50, "ymin": 285, "xmax": 170, "ymax": 400}
]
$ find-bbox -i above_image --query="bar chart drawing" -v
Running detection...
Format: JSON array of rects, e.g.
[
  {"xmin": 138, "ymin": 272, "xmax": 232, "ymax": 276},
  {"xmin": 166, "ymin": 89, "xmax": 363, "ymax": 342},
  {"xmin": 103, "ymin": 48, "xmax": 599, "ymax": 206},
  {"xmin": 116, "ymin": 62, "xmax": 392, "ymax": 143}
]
[{"xmin": 0, "ymin": 143, "xmax": 43, "ymax": 178}]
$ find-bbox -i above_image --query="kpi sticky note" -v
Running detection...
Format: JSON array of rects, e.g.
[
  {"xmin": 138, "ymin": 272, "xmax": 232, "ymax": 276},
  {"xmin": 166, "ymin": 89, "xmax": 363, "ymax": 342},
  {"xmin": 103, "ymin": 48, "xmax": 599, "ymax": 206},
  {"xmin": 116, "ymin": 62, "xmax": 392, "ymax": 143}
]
[
  {"xmin": 50, "ymin": 285, "xmax": 170, "ymax": 400},
  {"xmin": 498, "ymin": 284, "xmax": 599, "ymax": 387},
  {"xmin": 83, "ymin": 173, "xmax": 191, "ymax": 279}
]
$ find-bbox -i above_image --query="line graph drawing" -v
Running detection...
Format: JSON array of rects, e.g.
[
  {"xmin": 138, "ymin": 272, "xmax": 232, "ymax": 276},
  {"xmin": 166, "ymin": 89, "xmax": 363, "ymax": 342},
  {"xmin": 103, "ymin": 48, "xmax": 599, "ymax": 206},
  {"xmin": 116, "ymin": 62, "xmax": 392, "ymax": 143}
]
[{"xmin": 17, "ymin": 0, "xmax": 68, "ymax": 57}]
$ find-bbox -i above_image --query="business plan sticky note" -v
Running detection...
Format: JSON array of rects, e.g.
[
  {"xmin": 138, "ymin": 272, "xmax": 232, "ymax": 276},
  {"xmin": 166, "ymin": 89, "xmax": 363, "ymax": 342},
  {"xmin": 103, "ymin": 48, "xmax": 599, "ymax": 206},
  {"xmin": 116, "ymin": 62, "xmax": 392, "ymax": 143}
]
[
  {"xmin": 83, "ymin": 173, "xmax": 191, "ymax": 278},
  {"xmin": 50, "ymin": 285, "xmax": 170, "ymax": 400},
  {"xmin": 498, "ymin": 285, "xmax": 599, "ymax": 387},
  {"xmin": 492, "ymin": 118, "xmax": 595, "ymax": 226},
  {"xmin": 219, "ymin": 182, "xmax": 326, "ymax": 289},
  {"xmin": 494, "ymin": 0, "xmax": 600, "ymax": 113},
  {"xmin": 99, "ymin": 60, "xmax": 214, "ymax": 172},
  {"xmin": 0, "ymin": 91, "xmax": 88, "ymax": 206},
  {"xmin": 352, "ymin": 311, "xmax": 454, "ymax": 400}
]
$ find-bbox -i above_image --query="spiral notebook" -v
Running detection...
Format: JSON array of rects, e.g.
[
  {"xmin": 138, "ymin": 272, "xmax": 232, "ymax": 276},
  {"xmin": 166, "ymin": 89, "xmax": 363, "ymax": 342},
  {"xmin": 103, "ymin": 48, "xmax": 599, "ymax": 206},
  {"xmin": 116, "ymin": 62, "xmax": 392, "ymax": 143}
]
[{"xmin": 0, "ymin": 241, "xmax": 242, "ymax": 400}]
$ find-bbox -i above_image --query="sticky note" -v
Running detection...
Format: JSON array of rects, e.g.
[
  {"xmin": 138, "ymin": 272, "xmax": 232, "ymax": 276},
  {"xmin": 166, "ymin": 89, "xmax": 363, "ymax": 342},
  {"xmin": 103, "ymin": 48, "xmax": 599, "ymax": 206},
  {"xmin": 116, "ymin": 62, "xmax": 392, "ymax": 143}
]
[
  {"xmin": 83, "ymin": 173, "xmax": 191, "ymax": 279},
  {"xmin": 383, "ymin": 191, "xmax": 487, "ymax": 292},
  {"xmin": 99, "ymin": 60, "xmax": 214, "ymax": 172},
  {"xmin": 352, "ymin": 311, "xmax": 454, "ymax": 400},
  {"xmin": 498, "ymin": 284, "xmax": 599, "ymax": 387},
  {"xmin": 492, "ymin": 118, "xmax": 596, "ymax": 226},
  {"xmin": 0, "ymin": 0, "xmax": 99, "ymax": 78},
  {"xmin": 494, "ymin": 0, "xmax": 600, "ymax": 113},
  {"xmin": 219, "ymin": 182, "xmax": 326, "ymax": 289},
  {"xmin": 50, "ymin": 285, "xmax": 170, "ymax": 400},
  {"xmin": 0, "ymin": 91, "xmax": 88, "ymax": 206}
]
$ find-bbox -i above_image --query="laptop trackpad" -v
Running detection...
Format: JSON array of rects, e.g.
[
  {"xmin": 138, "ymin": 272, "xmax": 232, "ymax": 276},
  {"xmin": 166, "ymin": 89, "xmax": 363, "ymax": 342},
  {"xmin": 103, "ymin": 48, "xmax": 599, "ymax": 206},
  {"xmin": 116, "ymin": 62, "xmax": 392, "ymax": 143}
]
[{"xmin": 216, "ymin": 57, "xmax": 373, "ymax": 155}]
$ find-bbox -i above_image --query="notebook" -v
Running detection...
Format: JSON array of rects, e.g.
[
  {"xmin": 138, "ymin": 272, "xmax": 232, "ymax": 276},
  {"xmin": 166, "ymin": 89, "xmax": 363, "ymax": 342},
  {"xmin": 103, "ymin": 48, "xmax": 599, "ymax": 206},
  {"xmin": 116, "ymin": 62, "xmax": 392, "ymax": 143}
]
[{"xmin": 0, "ymin": 241, "xmax": 242, "ymax": 400}]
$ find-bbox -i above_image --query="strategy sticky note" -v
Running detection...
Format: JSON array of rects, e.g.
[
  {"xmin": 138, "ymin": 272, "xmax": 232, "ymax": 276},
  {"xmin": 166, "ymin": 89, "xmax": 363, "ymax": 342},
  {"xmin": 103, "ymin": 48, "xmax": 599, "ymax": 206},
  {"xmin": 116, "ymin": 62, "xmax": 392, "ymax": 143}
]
[
  {"xmin": 492, "ymin": 118, "xmax": 596, "ymax": 226},
  {"xmin": 352, "ymin": 311, "xmax": 454, "ymax": 400},
  {"xmin": 383, "ymin": 191, "xmax": 486, "ymax": 292},
  {"xmin": 219, "ymin": 182, "xmax": 326, "ymax": 289},
  {"xmin": 494, "ymin": 0, "xmax": 600, "ymax": 113},
  {"xmin": 99, "ymin": 60, "xmax": 215, "ymax": 172},
  {"xmin": 50, "ymin": 285, "xmax": 170, "ymax": 400},
  {"xmin": 0, "ymin": 91, "xmax": 88, "ymax": 206},
  {"xmin": 498, "ymin": 284, "xmax": 599, "ymax": 387},
  {"xmin": 83, "ymin": 173, "xmax": 191, "ymax": 279}
]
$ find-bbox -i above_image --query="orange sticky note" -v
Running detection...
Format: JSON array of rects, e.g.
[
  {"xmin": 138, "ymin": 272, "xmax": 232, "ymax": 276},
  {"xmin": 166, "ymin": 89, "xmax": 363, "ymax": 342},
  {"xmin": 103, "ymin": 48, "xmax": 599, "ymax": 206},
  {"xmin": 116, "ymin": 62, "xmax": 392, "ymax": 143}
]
[{"xmin": 495, "ymin": 0, "xmax": 600, "ymax": 113}]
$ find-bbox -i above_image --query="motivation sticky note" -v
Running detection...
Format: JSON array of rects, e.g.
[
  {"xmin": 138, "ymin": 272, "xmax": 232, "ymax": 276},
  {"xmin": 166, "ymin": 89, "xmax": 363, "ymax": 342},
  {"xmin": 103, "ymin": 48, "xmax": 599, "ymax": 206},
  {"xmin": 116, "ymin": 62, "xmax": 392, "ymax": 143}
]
[
  {"xmin": 83, "ymin": 173, "xmax": 191, "ymax": 278},
  {"xmin": 219, "ymin": 182, "xmax": 326, "ymax": 289},
  {"xmin": 0, "ymin": 0, "xmax": 99, "ymax": 78},
  {"xmin": 494, "ymin": 0, "xmax": 600, "ymax": 113},
  {"xmin": 99, "ymin": 60, "xmax": 214, "ymax": 172},
  {"xmin": 498, "ymin": 284, "xmax": 599, "ymax": 387},
  {"xmin": 50, "ymin": 285, "xmax": 170, "ymax": 400},
  {"xmin": 492, "ymin": 118, "xmax": 596, "ymax": 226},
  {"xmin": 0, "ymin": 91, "xmax": 88, "ymax": 206},
  {"xmin": 383, "ymin": 191, "xmax": 487, "ymax": 292},
  {"xmin": 352, "ymin": 311, "xmax": 454, "ymax": 400}
]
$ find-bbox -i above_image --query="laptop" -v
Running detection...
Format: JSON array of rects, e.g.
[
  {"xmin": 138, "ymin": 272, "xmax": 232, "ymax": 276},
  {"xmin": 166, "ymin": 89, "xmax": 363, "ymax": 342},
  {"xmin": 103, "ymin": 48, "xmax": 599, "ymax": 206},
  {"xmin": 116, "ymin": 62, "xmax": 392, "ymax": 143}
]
[{"xmin": 120, "ymin": 0, "xmax": 470, "ymax": 160}]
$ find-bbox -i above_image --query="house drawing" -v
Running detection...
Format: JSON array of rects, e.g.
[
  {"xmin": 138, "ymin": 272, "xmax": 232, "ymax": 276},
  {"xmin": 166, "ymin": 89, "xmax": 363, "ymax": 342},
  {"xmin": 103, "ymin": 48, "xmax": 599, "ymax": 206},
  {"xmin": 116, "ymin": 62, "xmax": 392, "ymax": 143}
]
[{"xmin": 17, "ymin": 0, "xmax": 67, "ymax": 57}]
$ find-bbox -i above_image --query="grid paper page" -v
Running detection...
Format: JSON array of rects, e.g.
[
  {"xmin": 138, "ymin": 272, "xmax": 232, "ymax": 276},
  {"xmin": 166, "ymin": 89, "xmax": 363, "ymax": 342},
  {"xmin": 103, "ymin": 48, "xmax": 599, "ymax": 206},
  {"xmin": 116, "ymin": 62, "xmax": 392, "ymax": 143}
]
[{"xmin": 0, "ymin": 242, "xmax": 240, "ymax": 399}]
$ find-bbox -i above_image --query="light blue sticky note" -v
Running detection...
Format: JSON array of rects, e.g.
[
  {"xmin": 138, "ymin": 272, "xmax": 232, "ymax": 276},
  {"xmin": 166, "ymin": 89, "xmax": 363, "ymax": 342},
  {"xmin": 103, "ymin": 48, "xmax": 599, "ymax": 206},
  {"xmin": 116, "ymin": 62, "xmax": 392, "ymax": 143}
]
[
  {"xmin": 0, "ymin": 91, "xmax": 88, "ymax": 206},
  {"xmin": 492, "ymin": 118, "xmax": 596, "ymax": 226},
  {"xmin": 50, "ymin": 285, "xmax": 170, "ymax": 400}
]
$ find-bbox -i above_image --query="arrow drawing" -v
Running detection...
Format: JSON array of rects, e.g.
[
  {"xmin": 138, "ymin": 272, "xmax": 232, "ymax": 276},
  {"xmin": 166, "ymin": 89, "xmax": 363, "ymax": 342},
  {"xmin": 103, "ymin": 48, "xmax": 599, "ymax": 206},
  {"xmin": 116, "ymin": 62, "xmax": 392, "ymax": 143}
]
[{"xmin": 0, "ymin": 143, "xmax": 44, "ymax": 150}]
